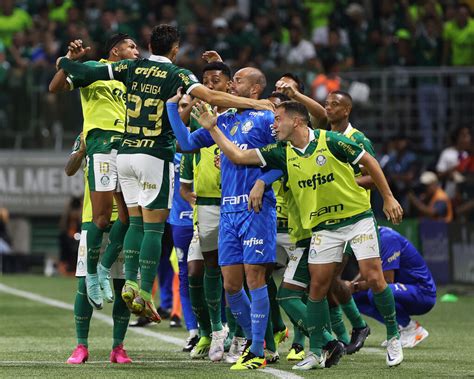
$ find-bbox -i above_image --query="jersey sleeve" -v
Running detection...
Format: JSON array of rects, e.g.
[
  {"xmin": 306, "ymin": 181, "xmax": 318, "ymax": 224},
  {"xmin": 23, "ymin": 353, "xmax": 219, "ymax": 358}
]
[
  {"xmin": 70, "ymin": 134, "xmax": 82, "ymax": 155},
  {"xmin": 175, "ymin": 68, "xmax": 201, "ymax": 95},
  {"xmin": 257, "ymin": 142, "xmax": 288, "ymax": 173},
  {"xmin": 263, "ymin": 111, "xmax": 276, "ymax": 143},
  {"xmin": 326, "ymin": 131, "xmax": 365, "ymax": 165},
  {"xmin": 380, "ymin": 231, "xmax": 403, "ymax": 271},
  {"xmin": 67, "ymin": 61, "xmax": 102, "ymax": 89},
  {"xmin": 351, "ymin": 132, "xmax": 376, "ymax": 158},
  {"xmin": 110, "ymin": 59, "xmax": 134, "ymax": 83},
  {"xmin": 58, "ymin": 57, "xmax": 111, "ymax": 86},
  {"xmin": 180, "ymin": 153, "xmax": 194, "ymax": 183}
]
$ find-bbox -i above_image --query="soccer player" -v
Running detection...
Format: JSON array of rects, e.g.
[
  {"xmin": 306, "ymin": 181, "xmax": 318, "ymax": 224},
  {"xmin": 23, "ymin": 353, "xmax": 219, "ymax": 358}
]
[
  {"xmin": 193, "ymin": 100, "xmax": 404, "ymax": 369},
  {"xmin": 350, "ymin": 226, "xmax": 436, "ymax": 348},
  {"xmin": 49, "ymin": 34, "xmax": 139, "ymax": 310},
  {"xmin": 65, "ymin": 133, "xmax": 131, "ymax": 364},
  {"xmin": 56, "ymin": 24, "xmax": 273, "ymax": 322},
  {"xmin": 167, "ymin": 67, "xmax": 281, "ymax": 370},
  {"xmin": 179, "ymin": 61, "xmax": 233, "ymax": 361}
]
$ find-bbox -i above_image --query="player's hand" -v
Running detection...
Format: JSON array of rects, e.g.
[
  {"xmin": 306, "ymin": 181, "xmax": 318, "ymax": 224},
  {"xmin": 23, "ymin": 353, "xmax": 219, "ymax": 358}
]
[
  {"xmin": 214, "ymin": 154, "xmax": 221, "ymax": 170},
  {"xmin": 253, "ymin": 99, "xmax": 275, "ymax": 112},
  {"xmin": 168, "ymin": 87, "xmax": 183, "ymax": 104},
  {"xmin": 202, "ymin": 50, "xmax": 223, "ymax": 63},
  {"xmin": 182, "ymin": 190, "xmax": 197, "ymax": 206},
  {"xmin": 248, "ymin": 179, "xmax": 265, "ymax": 213},
  {"xmin": 383, "ymin": 196, "xmax": 403, "ymax": 225},
  {"xmin": 66, "ymin": 39, "xmax": 91, "ymax": 61},
  {"xmin": 191, "ymin": 102, "xmax": 218, "ymax": 130},
  {"xmin": 275, "ymin": 80, "xmax": 298, "ymax": 98}
]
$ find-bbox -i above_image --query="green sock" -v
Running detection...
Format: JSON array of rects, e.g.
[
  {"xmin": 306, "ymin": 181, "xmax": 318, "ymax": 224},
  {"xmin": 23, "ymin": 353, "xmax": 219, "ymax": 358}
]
[
  {"xmin": 123, "ymin": 216, "xmax": 143, "ymax": 282},
  {"xmin": 234, "ymin": 323, "xmax": 244, "ymax": 338},
  {"xmin": 101, "ymin": 219, "xmax": 129, "ymax": 269},
  {"xmin": 264, "ymin": 313, "xmax": 277, "ymax": 352},
  {"xmin": 139, "ymin": 222, "xmax": 164, "ymax": 293},
  {"xmin": 373, "ymin": 286, "xmax": 400, "ymax": 340},
  {"xmin": 86, "ymin": 222, "xmax": 105, "ymax": 274},
  {"xmin": 307, "ymin": 297, "xmax": 333, "ymax": 356},
  {"xmin": 75, "ymin": 278, "xmax": 93, "ymax": 347},
  {"xmin": 225, "ymin": 306, "xmax": 236, "ymax": 340},
  {"xmin": 330, "ymin": 305, "xmax": 350, "ymax": 344},
  {"xmin": 292, "ymin": 324, "xmax": 306, "ymax": 346},
  {"xmin": 268, "ymin": 276, "xmax": 286, "ymax": 333},
  {"xmin": 277, "ymin": 287, "xmax": 308, "ymax": 335},
  {"xmin": 112, "ymin": 279, "xmax": 130, "ymax": 349},
  {"xmin": 189, "ymin": 275, "xmax": 212, "ymax": 338},
  {"xmin": 341, "ymin": 297, "xmax": 366, "ymax": 329},
  {"xmin": 204, "ymin": 266, "xmax": 223, "ymax": 332}
]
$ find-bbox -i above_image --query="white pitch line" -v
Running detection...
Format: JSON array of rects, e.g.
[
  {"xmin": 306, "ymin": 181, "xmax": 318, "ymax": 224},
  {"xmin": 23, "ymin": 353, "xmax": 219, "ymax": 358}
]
[
  {"xmin": 0, "ymin": 360, "xmax": 209, "ymax": 365},
  {"xmin": 0, "ymin": 283, "xmax": 303, "ymax": 379}
]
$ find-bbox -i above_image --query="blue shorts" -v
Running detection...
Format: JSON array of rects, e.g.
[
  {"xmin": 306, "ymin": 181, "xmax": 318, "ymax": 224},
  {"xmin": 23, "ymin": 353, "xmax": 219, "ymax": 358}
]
[
  {"xmin": 171, "ymin": 224, "xmax": 194, "ymax": 251},
  {"xmin": 218, "ymin": 207, "xmax": 276, "ymax": 266}
]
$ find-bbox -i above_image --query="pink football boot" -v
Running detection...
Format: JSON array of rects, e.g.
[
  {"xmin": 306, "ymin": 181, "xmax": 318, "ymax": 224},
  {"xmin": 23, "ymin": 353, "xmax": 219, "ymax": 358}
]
[
  {"xmin": 110, "ymin": 344, "xmax": 132, "ymax": 364},
  {"xmin": 66, "ymin": 344, "xmax": 89, "ymax": 364}
]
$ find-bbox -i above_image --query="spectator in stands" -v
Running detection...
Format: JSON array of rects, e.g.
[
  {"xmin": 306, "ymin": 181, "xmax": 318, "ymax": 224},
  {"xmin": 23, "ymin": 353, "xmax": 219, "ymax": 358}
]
[
  {"xmin": 312, "ymin": 13, "xmax": 349, "ymax": 49},
  {"xmin": 345, "ymin": 3, "xmax": 373, "ymax": 67},
  {"xmin": 316, "ymin": 28, "xmax": 354, "ymax": 71},
  {"xmin": 443, "ymin": 3, "xmax": 474, "ymax": 66},
  {"xmin": 176, "ymin": 23, "xmax": 205, "ymax": 74},
  {"xmin": 226, "ymin": 13, "xmax": 259, "ymax": 68},
  {"xmin": 408, "ymin": 171, "xmax": 453, "ymax": 222},
  {"xmin": 0, "ymin": 0, "xmax": 32, "ymax": 47},
  {"xmin": 0, "ymin": 207, "xmax": 12, "ymax": 254},
  {"xmin": 436, "ymin": 127, "xmax": 472, "ymax": 199},
  {"xmin": 453, "ymin": 141, "xmax": 474, "ymax": 222},
  {"xmin": 311, "ymin": 58, "xmax": 341, "ymax": 102},
  {"xmin": 281, "ymin": 23, "xmax": 316, "ymax": 67}
]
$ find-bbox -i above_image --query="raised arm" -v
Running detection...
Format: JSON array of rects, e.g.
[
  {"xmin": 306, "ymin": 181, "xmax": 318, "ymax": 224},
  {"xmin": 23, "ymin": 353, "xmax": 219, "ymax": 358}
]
[
  {"xmin": 58, "ymin": 57, "xmax": 111, "ymax": 87},
  {"xmin": 65, "ymin": 133, "xmax": 86, "ymax": 176},
  {"xmin": 358, "ymin": 152, "xmax": 403, "ymax": 224},
  {"xmin": 190, "ymin": 84, "xmax": 274, "ymax": 112}
]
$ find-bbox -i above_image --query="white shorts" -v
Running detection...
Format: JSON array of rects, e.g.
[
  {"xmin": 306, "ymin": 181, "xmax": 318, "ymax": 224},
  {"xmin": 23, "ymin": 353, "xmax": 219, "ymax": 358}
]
[
  {"xmin": 87, "ymin": 150, "xmax": 120, "ymax": 192},
  {"xmin": 75, "ymin": 228, "xmax": 125, "ymax": 279},
  {"xmin": 308, "ymin": 217, "xmax": 380, "ymax": 265},
  {"xmin": 196, "ymin": 205, "xmax": 220, "ymax": 252},
  {"xmin": 283, "ymin": 246, "xmax": 309, "ymax": 288},
  {"xmin": 276, "ymin": 232, "xmax": 294, "ymax": 267},
  {"xmin": 117, "ymin": 153, "xmax": 174, "ymax": 209},
  {"xmin": 187, "ymin": 230, "xmax": 204, "ymax": 262}
]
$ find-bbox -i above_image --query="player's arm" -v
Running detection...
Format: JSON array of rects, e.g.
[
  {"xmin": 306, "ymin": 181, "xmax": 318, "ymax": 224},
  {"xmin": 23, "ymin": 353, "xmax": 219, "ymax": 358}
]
[
  {"xmin": 179, "ymin": 153, "xmax": 197, "ymax": 205},
  {"xmin": 355, "ymin": 136, "xmax": 377, "ymax": 190},
  {"xmin": 65, "ymin": 133, "xmax": 86, "ymax": 176},
  {"xmin": 276, "ymin": 80, "xmax": 327, "ymax": 128},
  {"xmin": 249, "ymin": 170, "xmax": 284, "ymax": 213},
  {"xmin": 57, "ymin": 57, "xmax": 116, "ymax": 86},
  {"xmin": 190, "ymin": 84, "xmax": 274, "ymax": 111}
]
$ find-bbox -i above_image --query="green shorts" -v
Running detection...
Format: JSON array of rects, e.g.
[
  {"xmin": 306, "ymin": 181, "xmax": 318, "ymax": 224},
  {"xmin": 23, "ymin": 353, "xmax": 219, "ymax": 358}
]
[{"xmin": 283, "ymin": 246, "xmax": 310, "ymax": 288}]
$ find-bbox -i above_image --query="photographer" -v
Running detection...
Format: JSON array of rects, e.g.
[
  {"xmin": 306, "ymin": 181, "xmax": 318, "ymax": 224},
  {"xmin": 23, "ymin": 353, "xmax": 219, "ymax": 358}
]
[{"xmin": 408, "ymin": 171, "xmax": 452, "ymax": 222}]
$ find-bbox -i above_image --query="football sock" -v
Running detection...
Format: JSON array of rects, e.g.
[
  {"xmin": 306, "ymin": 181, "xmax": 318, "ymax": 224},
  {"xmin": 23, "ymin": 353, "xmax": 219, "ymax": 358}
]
[
  {"xmin": 277, "ymin": 287, "xmax": 308, "ymax": 335},
  {"xmin": 249, "ymin": 285, "xmax": 270, "ymax": 357},
  {"xmin": 225, "ymin": 306, "xmax": 236, "ymax": 340},
  {"xmin": 330, "ymin": 305, "xmax": 350, "ymax": 344},
  {"xmin": 188, "ymin": 275, "xmax": 212, "ymax": 337},
  {"xmin": 112, "ymin": 279, "xmax": 130, "ymax": 349},
  {"xmin": 139, "ymin": 222, "xmax": 164, "ymax": 293},
  {"xmin": 178, "ymin": 264, "xmax": 197, "ymax": 331},
  {"xmin": 227, "ymin": 288, "xmax": 252, "ymax": 340},
  {"xmin": 123, "ymin": 216, "xmax": 143, "ymax": 282},
  {"xmin": 86, "ymin": 222, "xmax": 105, "ymax": 274},
  {"xmin": 308, "ymin": 297, "xmax": 334, "ymax": 356},
  {"xmin": 293, "ymin": 324, "xmax": 306, "ymax": 346},
  {"xmin": 373, "ymin": 285, "xmax": 400, "ymax": 340},
  {"xmin": 74, "ymin": 277, "xmax": 93, "ymax": 347},
  {"xmin": 268, "ymin": 275, "xmax": 286, "ymax": 333},
  {"xmin": 341, "ymin": 297, "xmax": 367, "ymax": 329},
  {"xmin": 264, "ymin": 314, "xmax": 276, "ymax": 352},
  {"xmin": 101, "ymin": 219, "xmax": 128, "ymax": 269},
  {"xmin": 204, "ymin": 266, "xmax": 223, "ymax": 332}
]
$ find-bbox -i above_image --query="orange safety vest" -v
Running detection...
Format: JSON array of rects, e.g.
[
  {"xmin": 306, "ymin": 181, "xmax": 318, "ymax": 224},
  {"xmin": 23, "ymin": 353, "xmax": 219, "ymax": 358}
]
[
  {"xmin": 429, "ymin": 187, "xmax": 453, "ymax": 222},
  {"xmin": 311, "ymin": 74, "xmax": 341, "ymax": 99}
]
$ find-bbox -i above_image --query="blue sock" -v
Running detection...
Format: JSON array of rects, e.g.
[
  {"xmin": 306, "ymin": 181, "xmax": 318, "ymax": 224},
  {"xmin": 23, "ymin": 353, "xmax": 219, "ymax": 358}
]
[
  {"xmin": 227, "ymin": 288, "xmax": 252, "ymax": 340},
  {"xmin": 249, "ymin": 285, "xmax": 269, "ymax": 357}
]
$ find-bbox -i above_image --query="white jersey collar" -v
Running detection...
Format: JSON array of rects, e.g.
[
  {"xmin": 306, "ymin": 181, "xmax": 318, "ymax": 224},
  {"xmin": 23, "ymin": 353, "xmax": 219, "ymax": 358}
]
[{"xmin": 148, "ymin": 55, "xmax": 172, "ymax": 63}]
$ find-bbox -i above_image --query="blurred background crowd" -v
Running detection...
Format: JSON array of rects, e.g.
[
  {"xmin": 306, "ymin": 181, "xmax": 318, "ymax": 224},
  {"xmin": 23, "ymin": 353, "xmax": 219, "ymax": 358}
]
[{"xmin": 0, "ymin": 0, "xmax": 474, "ymax": 260}]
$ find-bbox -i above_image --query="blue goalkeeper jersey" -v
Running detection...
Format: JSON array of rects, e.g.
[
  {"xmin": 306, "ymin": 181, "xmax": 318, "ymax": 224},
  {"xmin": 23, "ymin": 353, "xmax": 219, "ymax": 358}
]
[
  {"xmin": 168, "ymin": 153, "xmax": 193, "ymax": 226},
  {"xmin": 379, "ymin": 226, "xmax": 436, "ymax": 296},
  {"xmin": 183, "ymin": 109, "xmax": 277, "ymax": 213}
]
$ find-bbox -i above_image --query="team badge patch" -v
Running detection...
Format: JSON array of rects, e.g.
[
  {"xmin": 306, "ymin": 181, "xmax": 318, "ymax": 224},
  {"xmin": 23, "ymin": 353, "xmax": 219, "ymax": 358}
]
[
  {"xmin": 316, "ymin": 155, "xmax": 327, "ymax": 166},
  {"xmin": 241, "ymin": 120, "xmax": 253, "ymax": 133},
  {"xmin": 101, "ymin": 175, "xmax": 110, "ymax": 186}
]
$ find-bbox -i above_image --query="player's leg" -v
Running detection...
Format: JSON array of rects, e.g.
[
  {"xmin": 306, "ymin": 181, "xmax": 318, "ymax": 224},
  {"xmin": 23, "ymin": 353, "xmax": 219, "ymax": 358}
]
[
  {"xmin": 110, "ymin": 278, "xmax": 132, "ymax": 363},
  {"xmin": 117, "ymin": 154, "xmax": 143, "ymax": 310},
  {"xmin": 351, "ymin": 217, "xmax": 402, "ymax": 366},
  {"xmin": 98, "ymin": 191, "xmax": 129, "ymax": 303},
  {"xmin": 68, "ymin": 228, "xmax": 92, "ymax": 364},
  {"xmin": 263, "ymin": 265, "xmax": 279, "ymax": 363},
  {"xmin": 187, "ymin": 232, "xmax": 212, "ymax": 358},
  {"xmin": 131, "ymin": 155, "xmax": 173, "ymax": 322},
  {"xmin": 157, "ymin": 223, "xmax": 174, "ymax": 318}
]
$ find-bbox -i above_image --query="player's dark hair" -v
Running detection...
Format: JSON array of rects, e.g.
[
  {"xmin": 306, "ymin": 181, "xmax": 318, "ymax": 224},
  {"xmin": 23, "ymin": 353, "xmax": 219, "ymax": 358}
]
[
  {"xmin": 330, "ymin": 90, "xmax": 353, "ymax": 105},
  {"xmin": 277, "ymin": 101, "xmax": 310, "ymax": 125},
  {"xmin": 281, "ymin": 72, "xmax": 305, "ymax": 93},
  {"xmin": 269, "ymin": 92, "xmax": 290, "ymax": 102},
  {"xmin": 202, "ymin": 62, "xmax": 232, "ymax": 80},
  {"xmin": 105, "ymin": 33, "xmax": 131, "ymax": 55},
  {"xmin": 450, "ymin": 126, "xmax": 470, "ymax": 145},
  {"xmin": 150, "ymin": 24, "xmax": 180, "ymax": 56}
]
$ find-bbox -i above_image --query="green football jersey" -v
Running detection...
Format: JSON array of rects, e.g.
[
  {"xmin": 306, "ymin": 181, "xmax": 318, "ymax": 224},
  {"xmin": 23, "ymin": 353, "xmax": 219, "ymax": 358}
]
[{"xmin": 110, "ymin": 55, "xmax": 201, "ymax": 161}]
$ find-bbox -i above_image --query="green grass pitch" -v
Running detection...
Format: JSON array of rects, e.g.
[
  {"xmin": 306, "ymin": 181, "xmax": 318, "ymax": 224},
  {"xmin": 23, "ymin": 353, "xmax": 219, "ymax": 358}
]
[{"xmin": 0, "ymin": 275, "xmax": 473, "ymax": 378}]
